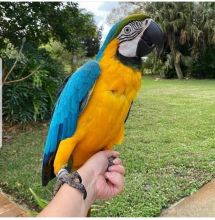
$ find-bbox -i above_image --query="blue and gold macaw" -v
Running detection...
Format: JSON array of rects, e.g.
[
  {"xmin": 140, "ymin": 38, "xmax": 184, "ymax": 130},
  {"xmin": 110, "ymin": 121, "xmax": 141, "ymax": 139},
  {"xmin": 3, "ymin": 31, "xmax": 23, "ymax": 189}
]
[{"xmin": 42, "ymin": 14, "xmax": 164, "ymax": 186}]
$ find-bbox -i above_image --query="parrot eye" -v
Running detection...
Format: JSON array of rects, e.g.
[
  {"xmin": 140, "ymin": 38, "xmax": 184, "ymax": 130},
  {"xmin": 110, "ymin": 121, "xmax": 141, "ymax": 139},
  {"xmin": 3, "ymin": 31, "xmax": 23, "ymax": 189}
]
[{"xmin": 124, "ymin": 26, "xmax": 131, "ymax": 34}]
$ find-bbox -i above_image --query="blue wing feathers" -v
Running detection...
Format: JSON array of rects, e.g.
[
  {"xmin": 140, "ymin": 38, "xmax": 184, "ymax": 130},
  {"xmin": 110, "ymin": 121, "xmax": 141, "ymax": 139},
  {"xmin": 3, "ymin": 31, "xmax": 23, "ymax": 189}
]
[{"xmin": 42, "ymin": 61, "xmax": 100, "ymax": 185}]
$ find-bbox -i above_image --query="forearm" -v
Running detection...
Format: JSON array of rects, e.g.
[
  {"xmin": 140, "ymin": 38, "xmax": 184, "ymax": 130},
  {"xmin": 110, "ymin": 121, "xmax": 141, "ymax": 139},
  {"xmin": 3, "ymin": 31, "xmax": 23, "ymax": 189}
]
[
  {"xmin": 38, "ymin": 167, "xmax": 96, "ymax": 217},
  {"xmin": 38, "ymin": 151, "xmax": 124, "ymax": 217}
]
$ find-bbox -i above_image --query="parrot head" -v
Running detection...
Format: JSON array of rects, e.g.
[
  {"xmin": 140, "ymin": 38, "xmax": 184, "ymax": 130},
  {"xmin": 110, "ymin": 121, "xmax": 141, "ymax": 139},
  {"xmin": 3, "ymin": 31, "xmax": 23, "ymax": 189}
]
[{"xmin": 96, "ymin": 14, "xmax": 164, "ymax": 67}]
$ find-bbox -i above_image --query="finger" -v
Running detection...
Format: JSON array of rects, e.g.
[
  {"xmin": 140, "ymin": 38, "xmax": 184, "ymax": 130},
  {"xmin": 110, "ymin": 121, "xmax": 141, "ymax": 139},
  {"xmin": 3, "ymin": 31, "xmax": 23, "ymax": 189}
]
[
  {"xmin": 105, "ymin": 171, "xmax": 124, "ymax": 192},
  {"xmin": 103, "ymin": 150, "xmax": 120, "ymax": 158},
  {"xmin": 112, "ymin": 158, "xmax": 122, "ymax": 165},
  {"xmin": 108, "ymin": 165, "xmax": 125, "ymax": 175}
]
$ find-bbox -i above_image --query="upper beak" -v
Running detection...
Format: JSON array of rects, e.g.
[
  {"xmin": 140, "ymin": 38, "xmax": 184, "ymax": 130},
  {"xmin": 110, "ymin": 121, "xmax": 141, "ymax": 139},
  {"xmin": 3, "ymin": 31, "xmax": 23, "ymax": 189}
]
[{"xmin": 136, "ymin": 20, "xmax": 164, "ymax": 58}]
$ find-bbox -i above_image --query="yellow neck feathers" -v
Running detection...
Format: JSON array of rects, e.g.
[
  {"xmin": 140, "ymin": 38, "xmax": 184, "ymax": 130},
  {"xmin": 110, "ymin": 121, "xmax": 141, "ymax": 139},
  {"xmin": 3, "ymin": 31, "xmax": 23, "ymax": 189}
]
[{"xmin": 99, "ymin": 39, "xmax": 142, "ymax": 102}]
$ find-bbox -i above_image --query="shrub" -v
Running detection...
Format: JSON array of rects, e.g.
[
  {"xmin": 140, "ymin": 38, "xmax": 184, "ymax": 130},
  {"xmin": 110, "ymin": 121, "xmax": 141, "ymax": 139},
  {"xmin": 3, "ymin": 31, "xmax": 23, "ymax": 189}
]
[
  {"xmin": 3, "ymin": 43, "xmax": 66, "ymax": 123},
  {"xmin": 192, "ymin": 47, "xmax": 215, "ymax": 79}
]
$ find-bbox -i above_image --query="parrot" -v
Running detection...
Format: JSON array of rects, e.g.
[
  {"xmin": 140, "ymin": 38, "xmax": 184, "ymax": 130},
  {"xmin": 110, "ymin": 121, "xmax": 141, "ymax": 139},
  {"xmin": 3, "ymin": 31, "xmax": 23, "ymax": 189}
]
[{"xmin": 42, "ymin": 14, "xmax": 164, "ymax": 186}]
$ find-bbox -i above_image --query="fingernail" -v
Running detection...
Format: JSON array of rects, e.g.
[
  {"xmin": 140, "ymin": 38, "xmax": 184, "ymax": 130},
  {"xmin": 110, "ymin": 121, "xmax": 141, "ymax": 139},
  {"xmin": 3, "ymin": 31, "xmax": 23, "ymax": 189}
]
[
  {"xmin": 113, "ymin": 151, "xmax": 120, "ymax": 156},
  {"xmin": 113, "ymin": 158, "xmax": 120, "ymax": 164}
]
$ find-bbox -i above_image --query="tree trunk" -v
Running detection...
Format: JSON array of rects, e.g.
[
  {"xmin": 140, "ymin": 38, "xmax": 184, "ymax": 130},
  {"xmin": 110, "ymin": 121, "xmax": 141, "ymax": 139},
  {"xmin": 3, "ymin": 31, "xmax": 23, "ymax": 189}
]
[
  {"xmin": 174, "ymin": 50, "xmax": 183, "ymax": 79},
  {"xmin": 168, "ymin": 32, "xmax": 184, "ymax": 79},
  {"xmin": 174, "ymin": 61, "xmax": 183, "ymax": 79}
]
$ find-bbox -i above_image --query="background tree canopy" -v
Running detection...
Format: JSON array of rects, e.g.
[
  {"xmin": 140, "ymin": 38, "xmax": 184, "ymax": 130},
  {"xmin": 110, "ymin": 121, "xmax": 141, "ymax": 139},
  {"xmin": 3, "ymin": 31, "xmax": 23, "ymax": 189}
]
[
  {"xmin": 0, "ymin": 2, "xmax": 100, "ymax": 51},
  {"xmin": 1, "ymin": 2, "xmax": 101, "ymax": 123}
]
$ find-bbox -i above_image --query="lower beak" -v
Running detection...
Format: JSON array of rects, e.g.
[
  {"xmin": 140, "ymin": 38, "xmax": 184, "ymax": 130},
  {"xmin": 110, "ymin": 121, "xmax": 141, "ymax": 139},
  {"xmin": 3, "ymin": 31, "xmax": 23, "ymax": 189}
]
[{"xmin": 136, "ymin": 20, "xmax": 164, "ymax": 58}]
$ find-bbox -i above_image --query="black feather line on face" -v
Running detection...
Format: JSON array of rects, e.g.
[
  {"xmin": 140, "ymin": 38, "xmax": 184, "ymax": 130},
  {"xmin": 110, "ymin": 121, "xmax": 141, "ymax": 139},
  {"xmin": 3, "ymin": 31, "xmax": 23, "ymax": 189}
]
[
  {"xmin": 119, "ymin": 30, "xmax": 142, "ymax": 43},
  {"xmin": 118, "ymin": 21, "xmax": 143, "ymax": 43}
]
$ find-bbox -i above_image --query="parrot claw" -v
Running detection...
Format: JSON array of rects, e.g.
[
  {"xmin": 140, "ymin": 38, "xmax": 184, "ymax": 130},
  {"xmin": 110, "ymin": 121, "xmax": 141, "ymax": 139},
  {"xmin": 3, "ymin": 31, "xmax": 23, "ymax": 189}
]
[
  {"xmin": 53, "ymin": 169, "xmax": 69, "ymax": 196},
  {"xmin": 53, "ymin": 169, "xmax": 87, "ymax": 200},
  {"xmin": 108, "ymin": 156, "xmax": 116, "ymax": 168}
]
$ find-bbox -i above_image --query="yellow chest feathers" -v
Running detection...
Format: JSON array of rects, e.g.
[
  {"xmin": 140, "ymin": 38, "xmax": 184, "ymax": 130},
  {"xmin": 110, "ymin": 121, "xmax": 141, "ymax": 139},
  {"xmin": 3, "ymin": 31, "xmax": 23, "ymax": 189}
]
[{"xmin": 97, "ymin": 39, "xmax": 142, "ymax": 103}]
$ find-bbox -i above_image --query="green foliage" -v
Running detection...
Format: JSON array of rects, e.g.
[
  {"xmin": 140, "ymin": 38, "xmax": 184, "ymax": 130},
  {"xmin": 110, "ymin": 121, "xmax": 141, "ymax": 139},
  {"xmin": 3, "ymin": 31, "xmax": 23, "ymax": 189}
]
[
  {"xmin": 1, "ymin": 78, "xmax": 215, "ymax": 216},
  {"xmin": 3, "ymin": 43, "xmax": 65, "ymax": 123},
  {"xmin": 192, "ymin": 47, "xmax": 215, "ymax": 78},
  {"xmin": 29, "ymin": 188, "xmax": 48, "ymax": 209},
  {"xmin": 42, "ymin": 39, "xmax": 92, "ymax": 74},
  {"xmin": 41, "ymin": 39, "xmax": 74, "ymax": 74},
  {"xmin": 143, "ymin": 2, "xmax": 215, "ymax": 79},
  {"xmin": 1, "ymin": 2, "xmax": 101, "ymax": 123},
  {"xmin": 141, "ymin": 53, "xmax": 176, "ymax": 79},
  {"xmin": 0, "ymin": 2, "xmax": 100, "ymax": 54},
  {"xmin": 83, "ymin": 26, "xmax": 102, "ymax": 57}
]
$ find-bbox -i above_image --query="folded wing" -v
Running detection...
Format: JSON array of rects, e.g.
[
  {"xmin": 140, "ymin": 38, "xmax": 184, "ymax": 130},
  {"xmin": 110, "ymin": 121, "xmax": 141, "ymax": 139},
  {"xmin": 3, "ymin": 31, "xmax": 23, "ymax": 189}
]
[{"xmin": 42, "ymin": 61, "xmax": 101, "ymax": 186}]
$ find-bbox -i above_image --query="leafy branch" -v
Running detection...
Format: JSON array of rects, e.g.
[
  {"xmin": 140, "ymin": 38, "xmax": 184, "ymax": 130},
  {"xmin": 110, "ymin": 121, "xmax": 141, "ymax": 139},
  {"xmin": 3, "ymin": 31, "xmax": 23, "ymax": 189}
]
[
  {"xmin": 3, "ymin": 65, "xmax": 41, "ymax": 85},
  {"xmin": 3, "ymin": 37, "xmax": 26, "ymax": 85}
]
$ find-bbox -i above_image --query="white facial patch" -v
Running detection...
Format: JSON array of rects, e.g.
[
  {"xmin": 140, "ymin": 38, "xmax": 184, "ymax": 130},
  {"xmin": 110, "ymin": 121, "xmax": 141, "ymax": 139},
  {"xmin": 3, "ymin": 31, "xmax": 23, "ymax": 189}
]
[
  {"xmin": 117, "ymin": 19, "xmax": 153, "ymax": 58},
  {"xmin": 118, "ymin": 32, "xmax": 143, "ymax": 57}
]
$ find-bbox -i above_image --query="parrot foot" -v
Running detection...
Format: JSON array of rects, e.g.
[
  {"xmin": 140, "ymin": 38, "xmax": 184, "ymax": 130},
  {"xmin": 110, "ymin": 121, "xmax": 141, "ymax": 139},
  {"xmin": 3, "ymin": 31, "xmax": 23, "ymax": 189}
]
[
  {"xmin": 108, "ymin": 156, "xmax": 116, "ymax": 168},
  {"xmin": 53, "ymin": 168, "xmax": 87, "ymax": 200},
  {"xmin": 53, "ymin": 168, "xmax": 68, "ymax": 196}
]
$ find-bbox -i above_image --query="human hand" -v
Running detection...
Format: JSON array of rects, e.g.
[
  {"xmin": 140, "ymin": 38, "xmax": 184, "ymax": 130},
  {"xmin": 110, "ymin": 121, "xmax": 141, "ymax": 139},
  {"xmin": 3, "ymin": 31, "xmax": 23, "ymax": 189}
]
[
  {"xmin": 78, "ymin": 150, "xmax": 125, "ymax": 204},
  {"xmin": 38, "ymin": 150, "xmax": 125, "ymax": 217}
]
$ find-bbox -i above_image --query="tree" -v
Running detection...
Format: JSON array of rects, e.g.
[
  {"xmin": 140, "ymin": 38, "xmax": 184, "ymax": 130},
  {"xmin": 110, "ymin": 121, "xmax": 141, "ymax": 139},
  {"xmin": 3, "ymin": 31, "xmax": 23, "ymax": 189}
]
[
  {"xmin": 1, "ymin": 2, "xmax": 100, "ymax": 85},
  {"xmin": 0, "ymin": 2, "xmax": 100, "ymax": 52},
  {"xmin": 82, "ymin": 26, "xmax": 102, "ymax": 57},
  {"xmin": 1, "ymin": 2, "xmax": 101, "ymax": 123},
  {"xmin": 2, "ymin": 44, "xmax": 65, "ymax": 123}
]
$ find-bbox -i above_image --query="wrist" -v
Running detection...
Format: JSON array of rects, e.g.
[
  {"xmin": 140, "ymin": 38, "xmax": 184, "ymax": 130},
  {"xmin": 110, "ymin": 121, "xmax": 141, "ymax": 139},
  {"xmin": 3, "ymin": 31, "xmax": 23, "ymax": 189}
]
[{"xmin": 77, "ymin": 166, "xmax": 97, "ymax": 207}]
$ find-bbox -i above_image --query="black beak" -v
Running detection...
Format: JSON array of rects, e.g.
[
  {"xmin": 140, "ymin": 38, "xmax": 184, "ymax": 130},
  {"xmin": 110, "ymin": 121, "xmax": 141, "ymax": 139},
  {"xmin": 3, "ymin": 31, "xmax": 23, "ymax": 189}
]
[{"xmin": 136, "ymin": 20, "xmax": 164, "ymax": 58}]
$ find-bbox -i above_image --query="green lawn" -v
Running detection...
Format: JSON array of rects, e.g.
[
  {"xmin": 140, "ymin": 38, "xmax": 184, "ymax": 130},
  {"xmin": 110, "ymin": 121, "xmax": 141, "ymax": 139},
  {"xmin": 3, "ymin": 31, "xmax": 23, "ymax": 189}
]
[{"xmin": 1, "ymin": 77, "xmax": 215, "ymax": 216}]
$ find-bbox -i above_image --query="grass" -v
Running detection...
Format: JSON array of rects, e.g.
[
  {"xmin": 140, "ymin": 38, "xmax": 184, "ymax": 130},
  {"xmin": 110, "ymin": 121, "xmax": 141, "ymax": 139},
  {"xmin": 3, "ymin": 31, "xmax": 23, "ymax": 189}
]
[{"xmin": 1, "ymin": 77, "xmax": 215, "ymax": 216}]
